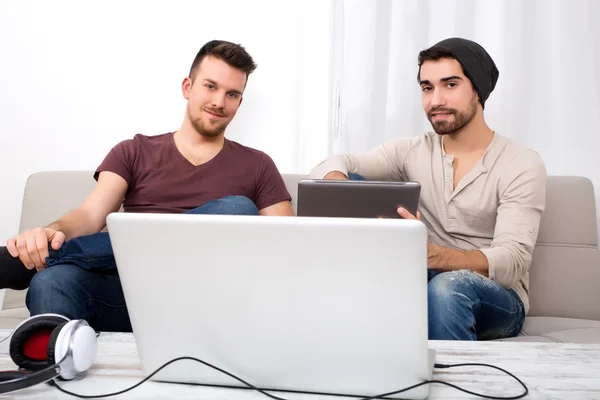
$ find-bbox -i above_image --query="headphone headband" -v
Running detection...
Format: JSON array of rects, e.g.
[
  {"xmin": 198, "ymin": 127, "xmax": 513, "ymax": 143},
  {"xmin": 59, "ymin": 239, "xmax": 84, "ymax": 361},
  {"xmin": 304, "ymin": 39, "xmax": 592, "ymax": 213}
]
[{"xmin": 0, "ymin": 365, "xmax": 60, "ymax": 394}]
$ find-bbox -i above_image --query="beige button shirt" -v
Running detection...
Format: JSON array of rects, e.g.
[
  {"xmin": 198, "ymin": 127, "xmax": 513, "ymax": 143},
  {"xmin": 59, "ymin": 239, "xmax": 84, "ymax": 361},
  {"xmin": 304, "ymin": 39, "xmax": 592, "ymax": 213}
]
[{"xmin": 310, "ymin": 132, "xmax": 547, "ymax": 313}]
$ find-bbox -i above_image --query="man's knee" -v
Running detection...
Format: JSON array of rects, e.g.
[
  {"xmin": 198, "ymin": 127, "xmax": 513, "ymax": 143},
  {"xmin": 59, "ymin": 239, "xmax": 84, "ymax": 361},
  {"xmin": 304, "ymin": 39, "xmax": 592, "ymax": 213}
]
[
  {"xmin": 428, "ymin": 270, "xmax": 479, "ymax": 306},
  {"xmin": 221, "ymin": 195, "xmax": 259, "ymax": 215},
  {"xmin": 428, "ymin": 270, "xmax": 482, "ymax": 340},
  {"xmin": 189, "ymin": 195, "xmax": 259, "ymax": 216},
  {"xmin": 26, "ymin": 265, "xmax": 83, "ymax": 317},
  {"xmin": 27, "ymin": 267, "xmax": 64, "ymax": 302}
]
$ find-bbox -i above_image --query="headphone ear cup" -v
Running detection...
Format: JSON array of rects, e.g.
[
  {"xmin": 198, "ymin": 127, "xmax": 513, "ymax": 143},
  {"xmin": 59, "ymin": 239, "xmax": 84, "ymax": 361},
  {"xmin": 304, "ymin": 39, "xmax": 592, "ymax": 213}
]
[
  {"xmin": 47, "ymin": 320, "xmax": 97, "ymax": 381},
  {"xmin": 9, "ymin": 315, "xmax": 69, "ymax": 371},
  {"xmin": 46, "ymin": 321, "xmax": 68, "ymax": 370}
]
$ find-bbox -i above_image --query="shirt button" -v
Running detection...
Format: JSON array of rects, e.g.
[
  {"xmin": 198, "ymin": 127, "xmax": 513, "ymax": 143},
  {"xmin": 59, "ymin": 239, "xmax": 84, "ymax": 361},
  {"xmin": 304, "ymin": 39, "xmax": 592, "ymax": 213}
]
[{"xmin": 445, "ymin": 177, "xmax": 451, "ymax": 182}]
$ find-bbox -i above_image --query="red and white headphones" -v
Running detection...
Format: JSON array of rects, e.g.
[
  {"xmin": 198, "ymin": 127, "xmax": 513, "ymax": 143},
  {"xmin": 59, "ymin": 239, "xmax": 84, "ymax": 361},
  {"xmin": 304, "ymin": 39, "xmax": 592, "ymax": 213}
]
[{"xmin": 0, "ymin": 313, "xmax": 97, "ymax": 393}]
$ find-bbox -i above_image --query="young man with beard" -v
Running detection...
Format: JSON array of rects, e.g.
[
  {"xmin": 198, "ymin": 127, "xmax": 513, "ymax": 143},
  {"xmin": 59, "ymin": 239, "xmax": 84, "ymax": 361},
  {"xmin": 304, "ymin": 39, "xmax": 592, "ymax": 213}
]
[
  {"xmin": 310, "ymin": 37, "xmax": 547, "ymax": 341},
  {"xmin": 2, "ymin": 40, "xmax": 294, "ymax": 332}
]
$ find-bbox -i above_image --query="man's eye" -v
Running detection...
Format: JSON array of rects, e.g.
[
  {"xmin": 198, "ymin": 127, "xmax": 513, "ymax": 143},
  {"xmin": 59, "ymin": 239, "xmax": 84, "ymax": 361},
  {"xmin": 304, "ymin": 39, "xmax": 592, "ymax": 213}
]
[{"xmin": 422, "ymin": 86, "xmax": 432, "ymax": 92}]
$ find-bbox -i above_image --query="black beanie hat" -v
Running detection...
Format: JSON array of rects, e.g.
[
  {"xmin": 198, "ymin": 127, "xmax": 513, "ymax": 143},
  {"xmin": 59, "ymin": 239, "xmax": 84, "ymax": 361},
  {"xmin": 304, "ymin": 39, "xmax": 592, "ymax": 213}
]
[{"xmin": 419, "ymin": 37, "xmax": 499, "ymax": 109}]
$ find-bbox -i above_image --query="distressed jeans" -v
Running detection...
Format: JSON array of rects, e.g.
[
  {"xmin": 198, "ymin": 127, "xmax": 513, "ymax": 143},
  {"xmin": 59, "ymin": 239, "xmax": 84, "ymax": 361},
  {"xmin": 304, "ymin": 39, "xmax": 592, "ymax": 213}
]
[
  {"xmin": 427, "ymin": 269, "xmax": 525, "ymax": 340},
  {"xmin": 25, "ymin": 195, "xmax": 260, "ymax": 332}
]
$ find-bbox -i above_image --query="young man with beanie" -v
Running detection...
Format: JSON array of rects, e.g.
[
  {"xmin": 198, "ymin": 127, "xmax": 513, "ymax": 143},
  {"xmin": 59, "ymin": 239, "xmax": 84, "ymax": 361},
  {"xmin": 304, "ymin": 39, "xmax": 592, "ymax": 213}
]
[{"xmin": 310, "ymin": 37, "xmax": 547, "ymax": 341}]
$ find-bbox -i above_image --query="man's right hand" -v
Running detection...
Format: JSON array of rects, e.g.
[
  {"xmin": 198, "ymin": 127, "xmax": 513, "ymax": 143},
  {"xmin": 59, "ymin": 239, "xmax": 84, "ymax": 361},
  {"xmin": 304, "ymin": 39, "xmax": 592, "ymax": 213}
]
[
  {"xmin": 6, "ymin": 228, "xmax": 66, "ymax": 271},
  {"xmin": 323, "ymin": 171, "xmax": 349, "ymax": 180}
]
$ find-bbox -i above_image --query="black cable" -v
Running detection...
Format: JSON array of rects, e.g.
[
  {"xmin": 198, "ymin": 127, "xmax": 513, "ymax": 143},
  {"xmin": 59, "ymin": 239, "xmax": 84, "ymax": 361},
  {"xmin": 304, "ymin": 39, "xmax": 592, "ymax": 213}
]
[
  {"xmin": 48, "ymin": 356, "xmax": 529, "ymax": 399},
  {"xmin": 432, "ymin": 363, "xmax": 528, "ymax": 399}
]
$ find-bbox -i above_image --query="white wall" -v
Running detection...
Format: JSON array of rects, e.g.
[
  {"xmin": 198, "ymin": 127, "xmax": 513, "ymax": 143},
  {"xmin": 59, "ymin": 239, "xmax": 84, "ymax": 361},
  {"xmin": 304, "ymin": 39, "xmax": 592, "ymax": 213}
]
[{"xmin": 0, "ymin": 0, "xmax": 333, "ymax": 243}]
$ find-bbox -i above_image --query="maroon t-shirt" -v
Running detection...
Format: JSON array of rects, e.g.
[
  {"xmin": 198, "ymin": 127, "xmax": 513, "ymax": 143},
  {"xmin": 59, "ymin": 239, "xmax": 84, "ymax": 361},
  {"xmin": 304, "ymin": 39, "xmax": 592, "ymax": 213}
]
[{"xmin": 94, "ymin": 132, "xmax": 291, "ymax": 213}]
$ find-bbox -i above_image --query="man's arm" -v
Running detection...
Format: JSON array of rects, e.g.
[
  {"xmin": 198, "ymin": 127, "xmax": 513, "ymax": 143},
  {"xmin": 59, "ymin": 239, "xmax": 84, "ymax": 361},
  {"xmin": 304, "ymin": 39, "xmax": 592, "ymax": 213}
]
[
  {"xmin": 477, "ymin": 151, "xmax": 547, "ymax": 288},
  {"xmin": 426, "ymin": 244, "xmax": 490, "ymax": 276},
  {"xmin": 259, "ymin": 201, "xmax": 295, "ymax": 216},
  {"xmin": 6, "ymin": 171, "xmax": 127, "ymax": 270},
  {"xmin": 7, "ymin": 138, "xmax": 135, "ymax": 270},
  {"xmin": 396, "ymin": 207, "xmax": 490, "ymax": 275},
  {"xmin": 47, "ymin": 171, "xmax": 128, "ymax": 239},
  {"xmin": 400, "ymin": 151, "xmax": 547, "ymax": 287},
  {"xmin": 54, "ymin": 137, "xmax": 135, "ymax": 238},
  {"xmin": 310, "ymin": 138, "xmax": 413, "ymax": 181},
  {"xmin": 254, "ymin": 153, "xmax": 294, "ymax": 215}
]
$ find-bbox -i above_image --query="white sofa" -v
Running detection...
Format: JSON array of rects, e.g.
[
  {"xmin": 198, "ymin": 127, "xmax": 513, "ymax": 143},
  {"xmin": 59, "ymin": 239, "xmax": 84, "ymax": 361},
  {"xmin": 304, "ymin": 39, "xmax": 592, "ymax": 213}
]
[{"xmin": 2, "ymin": 171, "xmax": 600, "ymax": 343}]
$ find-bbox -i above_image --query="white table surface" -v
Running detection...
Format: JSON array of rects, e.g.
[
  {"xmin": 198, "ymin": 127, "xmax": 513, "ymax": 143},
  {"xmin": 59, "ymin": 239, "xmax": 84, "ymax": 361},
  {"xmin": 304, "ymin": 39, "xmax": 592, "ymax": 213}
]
[{"xmin": 0, "ymin": 329, "xmax": 598, "ymax": 399}]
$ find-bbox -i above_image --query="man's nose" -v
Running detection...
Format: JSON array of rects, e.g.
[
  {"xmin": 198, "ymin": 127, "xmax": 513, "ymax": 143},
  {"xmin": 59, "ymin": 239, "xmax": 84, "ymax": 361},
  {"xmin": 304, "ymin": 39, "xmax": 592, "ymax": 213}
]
[
  {"xmin": 212, "ymin": 92, "xmax": 226, "ymax": 109},
  {"xmin": 430, "ymin": 89, "xmax": 445, "ymax": 108}
]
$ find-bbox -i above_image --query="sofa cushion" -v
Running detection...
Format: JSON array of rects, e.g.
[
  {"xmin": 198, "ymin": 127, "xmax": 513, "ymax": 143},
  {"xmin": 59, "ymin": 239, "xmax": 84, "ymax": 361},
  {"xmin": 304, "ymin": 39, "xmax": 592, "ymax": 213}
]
[
  {"xmin": 528, "ymin": 246, "xmax": 600, "ymax": 320},
  {"xmin": 536, "ymin": 176, "xmax": 598, "ymax": 245},
  {"xmin": 526, "ymin": 177, "xmax": 600, "ymax": 322},
  {"xmin": 500, "ymin": 316, "xmax": 600, "ymax": 343},
  {"xmin": 5, "ymin": 172, "xmax": 600, "ymax": 345}
]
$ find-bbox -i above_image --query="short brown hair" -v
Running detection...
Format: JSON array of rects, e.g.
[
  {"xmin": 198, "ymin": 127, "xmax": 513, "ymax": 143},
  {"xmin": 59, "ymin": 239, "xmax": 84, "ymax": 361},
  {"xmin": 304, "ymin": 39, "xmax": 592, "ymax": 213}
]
[
  {"xmin": 417, "ymin": 47, "xmax": 459, "ymax": 82},
  {"xmin": 189, "ymin": 40, "xmax": 257, "ymax": 82}
]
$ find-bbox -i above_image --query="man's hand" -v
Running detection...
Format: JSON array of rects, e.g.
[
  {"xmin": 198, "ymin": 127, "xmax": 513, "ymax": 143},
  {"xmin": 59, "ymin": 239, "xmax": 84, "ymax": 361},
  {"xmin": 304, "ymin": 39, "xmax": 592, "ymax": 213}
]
[
  {"xmin": 323, "ymin": 171, "xmax": 349, "ymax": 180},
  {"xmin": 397, "ymin": 207, "xmax": 438, "ymax": 266},
  {"xmin": 396, "ymin": 206, "xmax": 421, "ymax": 220},
  {"xmin": 6, "ymin": 227, "xmax": 66, "ymax": 271},
  {"xmin": 396, "ymin": 206, "xmax": 489, "ymax": 275}
]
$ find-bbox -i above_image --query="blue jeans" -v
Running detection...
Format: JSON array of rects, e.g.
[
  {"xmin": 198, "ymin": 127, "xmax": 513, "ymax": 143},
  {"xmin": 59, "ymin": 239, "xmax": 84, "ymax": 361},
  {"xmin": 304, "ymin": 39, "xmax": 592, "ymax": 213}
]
[
  {"xmin": 26, "ymin": 196, "xmax": 259, "ymax": 332},
  {"xmin": 348, "ymin": 173, "xmax": 365, "ymax": 181},
  {"xmin": 427, "ymin": 270, "xmax": 525, "ymax": 340}
]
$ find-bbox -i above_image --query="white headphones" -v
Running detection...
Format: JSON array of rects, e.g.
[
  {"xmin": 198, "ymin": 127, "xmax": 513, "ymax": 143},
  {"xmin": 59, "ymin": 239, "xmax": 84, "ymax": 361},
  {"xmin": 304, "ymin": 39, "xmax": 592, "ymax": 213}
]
[{"xmin": 0, "ymin": 313, "xmax": 97, "ymax": 393}]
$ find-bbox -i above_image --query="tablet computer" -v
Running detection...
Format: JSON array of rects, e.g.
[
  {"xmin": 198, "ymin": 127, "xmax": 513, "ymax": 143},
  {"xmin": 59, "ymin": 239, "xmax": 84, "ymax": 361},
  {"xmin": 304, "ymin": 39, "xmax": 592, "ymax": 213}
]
[{"xmin": 297, "ymin": 179, "xmax": 421, "ymax": 219}]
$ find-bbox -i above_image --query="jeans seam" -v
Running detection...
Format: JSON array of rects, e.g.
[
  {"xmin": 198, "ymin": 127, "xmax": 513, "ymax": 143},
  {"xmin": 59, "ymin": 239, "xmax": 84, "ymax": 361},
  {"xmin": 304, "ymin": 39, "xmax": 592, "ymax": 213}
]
[
  {"xmin": 479, "ymin": 301, "xmax": 519, "ymax": 315},
  {"xmin": 84, "ymin": 299, "xmax": 128, "ymax": 309},
  {"xmin": 476, "ymin": 287, "xmax": 522, "ymax": 315},
  {"xmin": 491, "ymin": 295, "xmax": 525, "ymax": 337},
  {"xmin": 51, "ymin": 255, "xmax": 115, "ymax": 264}
]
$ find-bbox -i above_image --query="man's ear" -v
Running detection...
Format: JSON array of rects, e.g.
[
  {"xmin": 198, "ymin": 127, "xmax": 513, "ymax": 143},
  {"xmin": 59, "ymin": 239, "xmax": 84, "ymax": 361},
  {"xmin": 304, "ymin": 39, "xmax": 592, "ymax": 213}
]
[
  {"xmin": 182, "ymin": 77, "xmax": 192, "ymax": 100},
  {"xmin": 239, "ymin": 96, "xmax": 244, "ymax": 107}
]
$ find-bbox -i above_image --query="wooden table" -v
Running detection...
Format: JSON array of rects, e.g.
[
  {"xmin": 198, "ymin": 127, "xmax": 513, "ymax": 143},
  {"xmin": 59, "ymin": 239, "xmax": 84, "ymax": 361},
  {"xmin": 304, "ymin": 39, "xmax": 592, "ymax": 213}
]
[{"xmin": 0, "ymin": 329, "xmax": 598, "ymax": 399}]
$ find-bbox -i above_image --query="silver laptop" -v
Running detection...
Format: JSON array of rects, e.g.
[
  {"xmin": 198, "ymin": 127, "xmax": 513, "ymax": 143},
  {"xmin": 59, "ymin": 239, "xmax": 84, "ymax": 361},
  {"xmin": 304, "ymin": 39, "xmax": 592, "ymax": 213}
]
[{"xmin": 106, "ymin": 213, "xmax": 435, "ymax": 399}]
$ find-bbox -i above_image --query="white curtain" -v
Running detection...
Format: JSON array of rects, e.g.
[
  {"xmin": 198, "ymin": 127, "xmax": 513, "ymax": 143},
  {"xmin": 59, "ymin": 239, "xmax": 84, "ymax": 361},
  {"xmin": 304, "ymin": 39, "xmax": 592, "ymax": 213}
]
[{"xmin": 328, "ymin": 0, "xmax": 600, "ymax": 230}]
